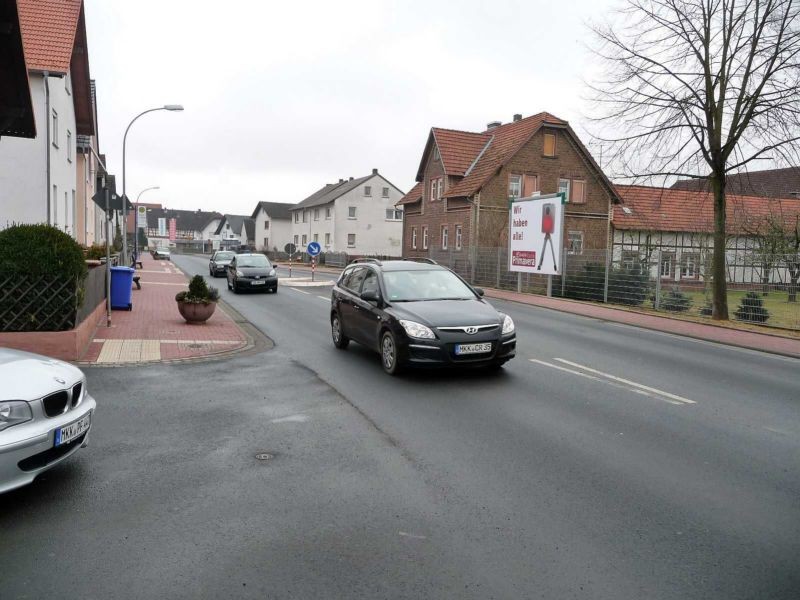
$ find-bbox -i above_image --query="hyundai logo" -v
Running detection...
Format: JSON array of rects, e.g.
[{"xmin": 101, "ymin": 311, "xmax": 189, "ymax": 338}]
[{"xmin": 464, "ymin": 327, "xmax": 479, "ymax": 335}]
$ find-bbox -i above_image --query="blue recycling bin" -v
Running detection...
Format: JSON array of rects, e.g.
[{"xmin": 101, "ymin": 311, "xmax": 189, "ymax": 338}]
[{"xmin": 110, "ymin": 266, "xmax": 135, "ymax": 310}]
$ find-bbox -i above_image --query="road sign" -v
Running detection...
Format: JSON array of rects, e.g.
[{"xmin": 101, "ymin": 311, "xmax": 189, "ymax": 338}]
[
  {"xmin": 508, "ymin": 192, "xmax": 566, "ymax": 275},
  {"xmin": 284, "ymin": 242, "xmax": 297, "ymax": 255},
  {"xmin": 136, "ymin": 206, "xmax": 147, "ymax": 228},
  {"xmin": 307, "ymin": 241, "xmax": 321, "ymax": 256}
]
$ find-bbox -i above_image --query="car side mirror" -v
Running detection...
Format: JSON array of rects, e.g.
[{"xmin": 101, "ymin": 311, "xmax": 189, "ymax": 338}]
[
  {"xmin": 273, "ymin": 263, "xmax": 279, "ymax": 268},
  {"xmin": 474, "ymin": 287, "xmax": 485, "ymax": 297},
  {"xmin": 360, "ymin": 289, "xmax": 380, "ymax": 303}
]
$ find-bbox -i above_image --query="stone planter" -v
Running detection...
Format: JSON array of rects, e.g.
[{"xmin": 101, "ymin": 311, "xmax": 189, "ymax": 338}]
[{"xmin": 177, "ymin": 301, "xmax": 217, "ymax": 324}]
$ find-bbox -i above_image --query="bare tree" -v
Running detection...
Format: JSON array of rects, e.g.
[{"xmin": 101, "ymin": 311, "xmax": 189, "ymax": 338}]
[{"xmin": 589, "ymin": 0, "xmax": 800, "ymax": 319}]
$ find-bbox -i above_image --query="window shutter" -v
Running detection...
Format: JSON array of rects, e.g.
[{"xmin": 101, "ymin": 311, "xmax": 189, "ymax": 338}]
[{"xmin": 522, "ymin": 175, "xmax": 538, "ymax": 197}]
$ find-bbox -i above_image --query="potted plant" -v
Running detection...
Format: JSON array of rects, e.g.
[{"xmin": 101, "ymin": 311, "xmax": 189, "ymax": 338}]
[{"xmin": 175, "ymin": 275, "xmax": 219, "ymax": 323}]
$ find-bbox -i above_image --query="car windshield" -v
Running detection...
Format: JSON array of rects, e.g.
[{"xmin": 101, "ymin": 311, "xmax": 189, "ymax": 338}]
[
  {"xmin": 215, "ymin": 252, "xmax": 234, "ymax": 260},
  {"xmin": 237, "ymin": 255, "xmax": 270, "ymax": 268},
  {"xmin": 383, "ymin": 269, "xmax": 476, "ymax": 301}
]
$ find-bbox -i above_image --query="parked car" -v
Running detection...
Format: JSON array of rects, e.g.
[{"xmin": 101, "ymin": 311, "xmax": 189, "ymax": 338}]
[
  {"xmin": 330, "ymin": 259, "xmax": 516, "ymax": 375},
  {"xmin": 153, "ymin": 248, "xmax": 171, "ymax": 261},
  {"xmin": 227, "ymin": 253, "xmax": 278, "ymax": 293},
  {"xmin": 209, "ymin": 250, "xmax": 235, "ymax": 277},
  {"xmin": 0, "ymin": 348, "xmax": 96, "ymax": 494}
]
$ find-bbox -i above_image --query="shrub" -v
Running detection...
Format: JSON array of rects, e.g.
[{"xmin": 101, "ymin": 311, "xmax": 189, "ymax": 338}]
[
  {"xmin": 0, "ymin": 224, "xmax": 87, "ymax": 279},
  {"xmin": 563, "ymin": 262, "xmax": 606, "ymax": 302},
  {"xmin": 563, "ymin": 262, "xmax": 650, "ymax": 306},
  {"xmin": 659, "ymin": 287, "xmax": 692, "ymax": 312},
  {"xmin": 734, "ymin": 291, "xmax": 770, "ymax": 323},
  {"xmin": 85, "ymin": 244, "xmax": 107, "ymax": 260},
  {"xmin": 176, "ymin": 275, "xmax": 219, "ymax": 304}
]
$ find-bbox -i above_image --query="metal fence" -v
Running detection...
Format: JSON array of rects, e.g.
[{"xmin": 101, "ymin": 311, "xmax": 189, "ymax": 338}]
[{"xmin": 421, "ymin": 247, "xmax": 800, "ymax": 330}]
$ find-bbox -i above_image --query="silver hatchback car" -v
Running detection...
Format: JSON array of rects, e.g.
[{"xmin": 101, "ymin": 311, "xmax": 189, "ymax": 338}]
[{"xmin": 0, "ymin": 348, "xmax": 96, "ymax": 493}]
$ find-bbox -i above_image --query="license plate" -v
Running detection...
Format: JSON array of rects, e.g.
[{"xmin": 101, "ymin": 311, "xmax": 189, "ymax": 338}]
[
  {"xmin": 455, "ymin": 342, "xmax": 492, "ymax": 355},
  {"xmin": 54, "ymin": 412, "xmax": 91, "ymax": 447},
  {"xmin": 251, "ymin": 280, "xmax": 266, "ymax": 285}
]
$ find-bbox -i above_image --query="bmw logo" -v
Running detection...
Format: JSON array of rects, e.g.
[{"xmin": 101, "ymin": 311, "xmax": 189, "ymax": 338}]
[{"xmin": 54, "ymin": 377, "xmax": 66, "ymax": 384}]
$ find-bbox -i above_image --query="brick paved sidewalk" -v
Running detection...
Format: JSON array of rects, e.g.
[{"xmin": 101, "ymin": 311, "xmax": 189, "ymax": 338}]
[
  {"xmin": 79, "ymin": 253, "xmax": 248, "ymax": 364},
  {"xmin": 485, "ymin": 288, "xmax": 800, "ymax": 358}
]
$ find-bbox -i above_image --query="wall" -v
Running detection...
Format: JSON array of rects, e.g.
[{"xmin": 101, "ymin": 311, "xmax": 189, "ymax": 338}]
[
  {"xmin": 75, "ymin": 146, "xmax": 98, "ymax": 245},
  {"xmin": 254, "ymin": 209, "xmax": 292, "ymax": 253},
  {"xmin": 333, "ymin": 175, "xmax": 404, "ymax": 255}
]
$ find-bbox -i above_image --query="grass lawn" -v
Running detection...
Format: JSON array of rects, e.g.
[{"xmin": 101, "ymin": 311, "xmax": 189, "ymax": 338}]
[{"xmin": 682, "ymin": 289, "xmax": 800, "ymax": 330}]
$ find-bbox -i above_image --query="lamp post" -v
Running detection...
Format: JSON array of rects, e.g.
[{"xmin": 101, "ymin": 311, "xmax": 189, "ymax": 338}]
[
  {"xmin": 134, "ymin": 185, "xmax": 159, "ymax": 258},
  {"xmin": 121, "ymin": 104, "xmax": 183, "ymax": 264}
]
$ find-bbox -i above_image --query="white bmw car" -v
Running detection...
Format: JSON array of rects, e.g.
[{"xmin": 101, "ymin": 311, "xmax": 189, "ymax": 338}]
[{"xmin": 0, "ymin": 348, "xmax": 96, "ymax": 494}]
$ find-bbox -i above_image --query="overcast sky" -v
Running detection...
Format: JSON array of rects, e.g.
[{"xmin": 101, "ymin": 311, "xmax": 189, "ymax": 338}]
[{"xmin": 85, "ymin": 0, "xmax": 614, "ymax": 214}]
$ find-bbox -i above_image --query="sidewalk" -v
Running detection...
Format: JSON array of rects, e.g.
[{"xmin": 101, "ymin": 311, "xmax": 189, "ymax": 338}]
[
  {"xmin": 485, "ymin": 288, "xmax": 800, "ymax": 358},
  {"xmin": 79, "ymin": 253, "xmax": 248, "ymax": 364}
]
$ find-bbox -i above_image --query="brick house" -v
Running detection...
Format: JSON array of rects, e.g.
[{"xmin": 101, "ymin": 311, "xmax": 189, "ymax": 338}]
[{"xmin": 398, "ymin": 112, "xmax": 619, "ymax": 260}]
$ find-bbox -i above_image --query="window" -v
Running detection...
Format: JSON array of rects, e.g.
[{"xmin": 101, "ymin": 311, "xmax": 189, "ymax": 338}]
[
  {"xmin": 681, "ymin": 253, "xmax": 700, "ymax": 278},
  {"xmin": 347, "ymin": 233, "xmax": 356, "ymax": 247},
  {"xmin": 67, "ymin": 131, "xmax": 72, "ymax": 162},
  {"xmin": 382, "ymin": 187, "xmax": 389, "ymax": 198},
  {"xmin": 264, "ymin": 220, "xmax": 269, "ymax": 229},
  {"xmin": 361, "ymin": 269, "xmax": 380, "ymax": 296},
  {"xmin": 314, "ymin": 209, "xmax": 319, "ymax": 221},
  {"xmin": 226, "ymin": 223, "xmax": 230, "ymax": 230},
  {"xmin": 325, "ymin": 207, "xmax": 331, "ymax": 219},
  {"xmin": 433, "ymin": 146, "xmax": 440, "ymax": 161},
  {"xmin": 263, "ymin": 237, "xmax": 269, "ymax": 248},
  {"xmin": 52, "ymin": 110, "xmax": 59, "ymax": 147},
  {"xmin": 342, "ymin": 267, "xmax": 366, "ymax": 293},
  {"xmin": 508, "ymin": 174, "xmax": 522, "ymax": 199},
  {"xmin": 567, "ymin": 231, "xmax": 583, "ymax": 255},
  {"xmin": 455, "ymin": 225, "xmax": 462, "ymax": 250},
  {"xmin": 558, "ymin": 178, "xmax": 570, "ymax": 200},
  {"xmin": 436, "ymin": 178, "xmax": 443, "ymax": 200},
  {"xmin": 430, "ymin": 179, "xmax": 436, "ymax": 202},
  {"xmin": 441, "ymin": 226, "xmax": 448, "ymax": 250},
  {"xmin": 622, "ymin": 251, "xmax": 639, "ymax": 269},
  {"xmin": 660, "ymin": 253, "xmax": 675, "ymax": 278},
  {"xmin": 523, "ymin": 175, "xmax": 538, "ymax": 197},
  {"xmin": 572, "ymin": 180, "xmax": 586, "ymax": 204},
  {"xmin": 294, "ymin": 212, "xmax": 299, "ymax": 223},
  {"xmin": 302, "ymin": 234, "xmax": 307, "ymax": 246},
  {"xmin": 293, "ymin": 234, "xmax": 298, "ymax": 245},
  {"xmin": 544, "ymin": 132, "xmax": 556, "ymax": 157},
  {"xmin": 422, "ymin": 226, "xmax": 429, "ymax": 250},
  {"xmin": 385, "ymin": 208, "xmax": 403, "ymax": 220},
  {"xmin": 412, "ymin": 227, "xmax": 417, "ymax": 249},
  {"xmin": 325, "ymin": 232, "xmax": 331, "ymax": 246},
  {"xmin": 364, "ymin": 186, "xmax": 371, "ymax": 197},
  {"xmin": 302, "ymin": 210, "xmax": 308, "ymax": 223},
  {"xmin": 348, "ymin": 206, "xmax": 357, "ymax": 219}
]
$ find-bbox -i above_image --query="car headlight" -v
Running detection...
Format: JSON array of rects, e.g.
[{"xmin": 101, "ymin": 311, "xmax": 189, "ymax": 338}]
[
  {"xmin": 269, "ymin": 269, "xmax": 276, "ymax": 277},
  {"xmin": 399, "ymin": 320, "xmax": 436, "ymax": 340},
  {"xmin": 501, "ymin": 314, "xmax": 515, "ymax": 334},
  {"xmin": 236, "ymin": 270, "xmax": 244, "ymax": 277},
  {"xmin": 0, "ymin": 400, "xmax": 33, "ymax": 432}
]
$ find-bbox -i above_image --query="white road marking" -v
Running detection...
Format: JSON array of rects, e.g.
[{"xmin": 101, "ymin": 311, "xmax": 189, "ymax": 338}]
[
  {"xmin": 270, "ymin": 414, "xmax": 310, "ymax": 423},
  {"xmin": 529, "ymin": 359, "xmax": 601, "ymax": 381},
  {"xmin": 554, "ymin": 358, "xmax": 696, "ymax": 405},
  {"xmin": 317, "ymin": 295, "xmax": 330, "ymax": 301},
  {"xmin": 398, "ymin": 531, "xmax": 427, "ymax": 540},
  {"xmin": 289, "ymin": 288, "xmax": 311, "ymax": 295}
]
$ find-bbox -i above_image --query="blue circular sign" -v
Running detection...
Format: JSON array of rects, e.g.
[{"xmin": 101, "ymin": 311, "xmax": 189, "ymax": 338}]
[{"xmin": 306, "ymin": 241, "xmax": 321, "ymax": 256}]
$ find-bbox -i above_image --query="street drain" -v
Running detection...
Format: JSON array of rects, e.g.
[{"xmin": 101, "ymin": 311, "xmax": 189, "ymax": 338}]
[{"xmin": 255, "ymin": 452, "xmax": 275, "ymax": 461}]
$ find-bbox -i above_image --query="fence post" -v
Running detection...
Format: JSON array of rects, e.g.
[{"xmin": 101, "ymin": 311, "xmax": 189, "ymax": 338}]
[
  {"xmin": 517, "ymin": 272, "xmax": 522, "ymax": 293},
  {"xmin": 654, "ymin": 249, "xmax": 662, "ymax": 310},
  {"xmin": 496, "ymin": 248, "xmax": 501, "ymax": 289},
  {"xmin": 603, "ymin": 247, "xmax": 611, "ymax": 303},
  {"xmin": 561, "ymin": 247, "xmax": 567, "ymax": 297}
]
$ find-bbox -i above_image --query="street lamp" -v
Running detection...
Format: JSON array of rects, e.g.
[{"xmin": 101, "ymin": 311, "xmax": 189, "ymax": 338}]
[
  {"xmin": 134, "ymin": 185, "xmax": 160, "ymax": 257},
  {"xmin": 121, "ymin": 104, "xmax": 183, "ymax": 263}
]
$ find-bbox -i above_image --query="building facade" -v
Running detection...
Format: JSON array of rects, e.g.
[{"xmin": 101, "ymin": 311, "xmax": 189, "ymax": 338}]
[
  {"xmin": 251, "ymin": 201, "xmax": 294, "ymax": 253},
  {"xmin": 214, "ymin": 214, "xmax": 255, "ymax": 249},
  {"xmin": 290, "ymin": 169, "xmax": 404, "ymax": 255}
]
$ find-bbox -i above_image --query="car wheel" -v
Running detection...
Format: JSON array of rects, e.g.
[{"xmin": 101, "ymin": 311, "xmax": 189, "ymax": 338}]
[
  {"xmin": 232, "ymin": 283, "xmax": 239, "ymax": 294},
  {"xmin": 271, "ymin": 286, "xmax": 278, "ymax": 293},
  {"xmin": 380, "ymin": 330, "xmax": 402, "ymax": 375},
  {"xmin": 331, "ymin": 314, "xmax": 349, "ymax": 349}
]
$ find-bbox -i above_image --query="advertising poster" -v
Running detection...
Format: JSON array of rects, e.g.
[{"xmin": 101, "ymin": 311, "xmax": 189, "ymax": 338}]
[
  {"xmin": 168, "ymin": 218, "xmax": 177, "ymax": 242},
  {"xmin": 158, "ymin": 217, "xmax": 167, "ymax": 237},
  {"xmin": 508, "ymin": 193, "xmax": 565, "ymax": 275}
]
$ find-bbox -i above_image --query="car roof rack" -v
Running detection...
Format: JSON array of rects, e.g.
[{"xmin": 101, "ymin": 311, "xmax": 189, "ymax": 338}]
[
  {"xmin": 400, "ymin": 257, "xmax": 438, "ymax": 265},
  {"xmin": 349, "ymin": 258, "xmax": 383, "ymax": 266}
]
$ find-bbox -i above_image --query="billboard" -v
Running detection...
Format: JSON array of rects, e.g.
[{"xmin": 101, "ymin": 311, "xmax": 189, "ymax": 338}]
[
  {"xmin": 158, "ymin": 218, "xmax": 167, "ymax": 237},
  {"xmin": 168, "ymin": 218, "xmax": 177, "ymax": 242},
  {"xmin": 508, "ymin": 193, "xmax": 566, "ymax": 275}
]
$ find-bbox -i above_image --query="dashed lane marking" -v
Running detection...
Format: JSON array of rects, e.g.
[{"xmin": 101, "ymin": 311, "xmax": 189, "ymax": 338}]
[{"xmin": 289, "ymin": 288, "xmax": 311, "ymax": 295}]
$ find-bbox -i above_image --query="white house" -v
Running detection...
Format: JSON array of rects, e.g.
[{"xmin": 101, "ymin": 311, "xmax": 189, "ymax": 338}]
[
  {"xmin": 251, "ymin": 201, "xmax": 294, "ymax": 252},
  {"xmin": 290, "ymin": 169, "xmax": 404, "ymax": 255},
  {"xmin": 143, "ymin": 208, "xmax": 222, "ymax": 250},
  {"xmin": 214, "ymin": 214, "xmax": 256, "ymax": 249},
  {"xmin": 0, "ymin": 0, "xmax": 96, "ymax": 237}
]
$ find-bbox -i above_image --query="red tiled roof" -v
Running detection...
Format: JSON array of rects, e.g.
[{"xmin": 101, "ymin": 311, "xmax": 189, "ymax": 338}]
[
  {"xmin": 431, "ymin": 128, "xmax": 492, "ymax": 177},
  {"xmin": 444, "ymin": 112, "xmax": 568, "ymax": 199},
  {"xmin": 614, "ymin": 185, "xmax": 800, "ymax": 235},
  {"xmin": 17, "ymin": 0, "xmax": 82, "ymax": 73},
  {"xmin": 671, "ymin": 167, "xmax": 800, "ymax": 199},
  {"xmin": 397, "ymin": 181, "xmax": 423, "ymax": 206}
]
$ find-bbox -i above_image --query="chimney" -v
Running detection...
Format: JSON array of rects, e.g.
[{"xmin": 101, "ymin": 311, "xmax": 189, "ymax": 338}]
[
  {"xmin": 487, "ymin": 121, "xmax": 502, "ymax": 130},
  {"xmin": 339, "ymin": 178, "xmax": 344, "ymax": 183},
  {"xmin": 513, "ymin": 113, "xmax": 522, "ymax": 122},
  {"xmin": 372, "ymin": 168, "xmax": 378, "ymax": 175},
  {"xmin": 349, "ymin": 176, "xmax": 354, "ymax": 181}
]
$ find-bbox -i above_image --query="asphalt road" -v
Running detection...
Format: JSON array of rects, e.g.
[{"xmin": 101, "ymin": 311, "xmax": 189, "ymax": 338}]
[{"xmin": 2, "ymin": 254, "xmax": 798, "ymax": 599}]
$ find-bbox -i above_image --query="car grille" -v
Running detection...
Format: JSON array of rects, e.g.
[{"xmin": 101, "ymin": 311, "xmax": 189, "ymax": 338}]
[
  {"xmin": 72, "ymin": 382, "xmax": 83, "ymax": 407},
  {"xmin": 18, "ymin": 433, "xmax": 87, "ymax": 472},
  {"xmin": 42, "ymin": 391, "xmax": 69, "ymax": 417},
  {"xmin": 437, "ymin": 324, "xmax": 499, "ymax": 335}
]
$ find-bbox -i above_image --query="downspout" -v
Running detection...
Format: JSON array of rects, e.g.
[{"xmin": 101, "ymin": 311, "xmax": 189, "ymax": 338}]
[{"xmin": 44, "ymin": 71, "xmax": 51, "ymax": 224}]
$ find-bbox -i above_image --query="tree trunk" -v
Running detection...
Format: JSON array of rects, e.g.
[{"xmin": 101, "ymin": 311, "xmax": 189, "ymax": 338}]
[{"xmin": 710, "ymin": 174, "xmax": 729, "ymax": 320}]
